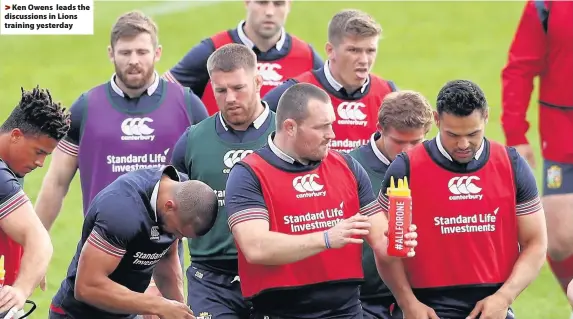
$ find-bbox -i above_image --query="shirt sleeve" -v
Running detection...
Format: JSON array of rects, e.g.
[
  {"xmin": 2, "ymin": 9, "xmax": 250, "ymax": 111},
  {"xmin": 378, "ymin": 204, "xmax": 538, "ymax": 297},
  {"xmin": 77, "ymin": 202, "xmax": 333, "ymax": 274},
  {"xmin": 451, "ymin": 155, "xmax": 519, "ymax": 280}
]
[
  {"xmin": 507, "ymin": 147, "xmax": 543, "ymax": 216},
  {"xmin": 342, "ymin": 153, "xmax": 380, "ymax": 217},
  {"xmin": 309, "ymin": 45, "xmax": 324, "ymax": 70},
  {"xmin": 162, "ymin": 39, "xmax": 215, "ymax": 97},
  {"xmin": 501, "ymin": 0, "xmax": 547, "ymax": 146},
  {"xmin": 377, "ymin": 154, "xmax": 410, "ymax": 214},
  {"xmin": 57, "ymin": 93, "xmax": 87, "ymax": 157},
  {"xmin": 171, "ymin": 128, "xmax": 190, "ymax": 175},
  {"xmin": 184, "ymin": 88, "xmax": 209, "ymax": 124},
  {"xmin": 225, "ymin": 163, "xmax": 269, "ymax": 230},
  {"xmin": 86, "ymin": 195, "xmax": 141, "ymax": 258},
  {"xmin": 0, "ymin": 168, "xmax": 29, "ymax": 221},
  {"xmin": 262, "ymin": 79, "xmax": 299, "ymax": 112}
]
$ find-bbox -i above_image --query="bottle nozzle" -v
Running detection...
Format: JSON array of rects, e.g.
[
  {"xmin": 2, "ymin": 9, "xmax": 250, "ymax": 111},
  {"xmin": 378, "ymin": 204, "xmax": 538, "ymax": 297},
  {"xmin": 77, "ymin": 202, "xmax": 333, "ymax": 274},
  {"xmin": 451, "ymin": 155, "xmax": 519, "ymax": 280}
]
[
  {"xmin": 386, "ymin": 176, "xmax": 411, "ymax": 197},
  {"xmin": 0, "ymin": 255, "xmax": 5, "ymax": 280}
]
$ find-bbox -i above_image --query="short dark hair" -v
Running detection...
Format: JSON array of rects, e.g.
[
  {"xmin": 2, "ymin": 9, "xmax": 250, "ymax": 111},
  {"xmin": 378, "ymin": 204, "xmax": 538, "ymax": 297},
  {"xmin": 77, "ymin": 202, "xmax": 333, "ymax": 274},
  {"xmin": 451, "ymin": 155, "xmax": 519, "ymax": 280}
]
[
  {"xmin": 275, "ymin": 83, "xmax": 331, "ymax": 130},
  {"xmin": 378, "ymin": 90, "xmax": 433, "ymax": 132},
  {"xmin": 436, "ymin": 80, "xmax": 487, "ymax": 117},
  {"xmin": 110, "ymin": 11, "xmax": 158, "ymax": 49},
  {"xmin": 0, "ymin": 86, "xmax": 70, "ymax": 140},
  {"xmin": 206, "ymin": 43, "xmax": 257, "ymax": 77},
  {"xmin": 174, "ymin": 180, "xmax": 218, "ymax": 237},
  {"xmin": 328, "ymin": 9, "xmax": 382, "ymax": 46}
]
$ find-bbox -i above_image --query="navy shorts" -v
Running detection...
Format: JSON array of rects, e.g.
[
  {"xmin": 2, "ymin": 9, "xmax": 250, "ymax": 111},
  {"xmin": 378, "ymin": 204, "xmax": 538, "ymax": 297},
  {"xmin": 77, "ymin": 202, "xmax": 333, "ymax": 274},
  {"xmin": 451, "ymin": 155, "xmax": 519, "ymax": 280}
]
[
  {"xmin": 48, "ymin": 310, "xmax": 143, "ymax": 319},
  {"xmin": 361, "ymin": 296, "xmax": 394, "ymax": 319},
  {"xmin": 390, "ymin": 307, "xmax": 515, "ymax": 319},
  {"xmin": 186, "ymin": 263, "xmax": 250, "ymax": 319},
  {"xmin": 250, "ymin": 312, "xmax": 363, "ymax": 319},
  {"xmin": 543, "ymin": 159, "xmax": 573, "ymax": 196}
]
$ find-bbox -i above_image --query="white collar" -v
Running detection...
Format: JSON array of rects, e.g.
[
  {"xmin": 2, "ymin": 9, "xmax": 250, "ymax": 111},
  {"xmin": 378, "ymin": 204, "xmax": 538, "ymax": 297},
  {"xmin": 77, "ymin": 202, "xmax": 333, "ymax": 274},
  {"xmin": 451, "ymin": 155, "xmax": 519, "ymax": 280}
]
[
  {"xmin": 370, "ymin": 133, "xmax": 391, "ymax": 165},
  {"xmin": 150, "ymin": 181, "xmax": 160, "ymax": 222},
  {"xmin": 219, "ymin": 101, "xmax": 270, "ymax": 131},
  {"xmin": 436, "ymin": 133, "xmax": 485, "ymax": 161},
  {"xmin": 268, "ymin": 134, "xmax": 296, "ymax": 164},
  {"xmin": 237, "ymin": 20, "xmax": 286, "ymax": 51},
  {"xmin": 323, "ymin": 60, "xmax": 369, "ymax": 94},
  {"xmin": 110, "ymin": 71, "xmax": 160, "ymax": 97}
]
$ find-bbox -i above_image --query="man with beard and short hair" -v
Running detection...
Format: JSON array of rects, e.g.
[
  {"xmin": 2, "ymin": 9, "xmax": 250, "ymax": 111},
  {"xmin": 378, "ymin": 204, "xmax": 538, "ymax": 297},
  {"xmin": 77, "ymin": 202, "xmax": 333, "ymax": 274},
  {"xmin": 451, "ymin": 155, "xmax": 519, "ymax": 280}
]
[
  {"xmin": 34, "ymin": 10, "xmax": 208, "ymax": 314},
  {"xmin": 170, "ymin": 43, "xmax": 276, "ymax": 319},
  {"xmin": 162, "ymin": 0, "xmax": 323, "ymax": 115}
]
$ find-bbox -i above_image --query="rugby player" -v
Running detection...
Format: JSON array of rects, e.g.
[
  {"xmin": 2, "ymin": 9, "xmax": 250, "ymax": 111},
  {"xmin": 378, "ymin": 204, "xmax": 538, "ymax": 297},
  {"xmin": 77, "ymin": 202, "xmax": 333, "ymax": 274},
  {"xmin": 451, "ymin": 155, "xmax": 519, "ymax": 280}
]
[
  {"xmin": 263, "ymin": 9, "xmax": 397, "ymax": 153},
  {"xmin": 0, "ymin": 86, "xmax": 70, "ymax": 316},
  {"xmin": 49, "ymin": 166, "xmax": 218, "ymax": 319},
  {"xmin": 380, "ymin": 80, "xmax": 546, "ymax": 318},
  {"xmin": 171, "ymin": 43, "xmax": 275, "ymax": 318},
  {"xmin": 162, "ymin": 0, "xmax": 323, "ymax": 115},
  {"xmin": 226, "ymin": 83, "xmax": 418, "ymax": 318},
  {"xmin": 501, "ymin": 0, "xmax": 573, "ymax": 306},
  {"xmin": 349, "ymin": 90, "xmax": 433, "ymax": 319}
]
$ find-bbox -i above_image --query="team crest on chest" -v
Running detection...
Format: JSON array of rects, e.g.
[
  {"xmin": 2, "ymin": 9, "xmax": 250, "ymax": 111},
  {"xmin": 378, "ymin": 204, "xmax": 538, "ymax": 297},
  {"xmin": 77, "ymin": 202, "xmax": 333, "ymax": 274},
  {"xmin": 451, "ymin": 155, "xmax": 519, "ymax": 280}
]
[{"xmin": 150, "ymin": 226, "xmax": 160, "ymax": 241}]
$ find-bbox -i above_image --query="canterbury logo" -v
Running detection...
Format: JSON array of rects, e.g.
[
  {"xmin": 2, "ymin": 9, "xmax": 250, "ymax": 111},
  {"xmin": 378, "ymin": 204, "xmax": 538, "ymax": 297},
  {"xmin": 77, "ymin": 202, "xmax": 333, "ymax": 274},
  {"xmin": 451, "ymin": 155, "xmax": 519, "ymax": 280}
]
[
  {"xmin": 292, "ymin": 173, "xmax": 327, "ymax": 198},
  {"xmin": 222, "ymin": 150, "xmax": 253, "ymax": 173},
  {"xmin": 257, "ymin": 63, "xmax": 283, "ymax": 84},
  {"xmin": 121, "ymin": 117, "xmax": 155, "ymax": 141},
  {"xmin": 337, "ymin": 102, "xmax": 368, "ymax": 126},
  {"xmin": 448, "ymin": 176, "xmax": 483, "ymax": 200}
]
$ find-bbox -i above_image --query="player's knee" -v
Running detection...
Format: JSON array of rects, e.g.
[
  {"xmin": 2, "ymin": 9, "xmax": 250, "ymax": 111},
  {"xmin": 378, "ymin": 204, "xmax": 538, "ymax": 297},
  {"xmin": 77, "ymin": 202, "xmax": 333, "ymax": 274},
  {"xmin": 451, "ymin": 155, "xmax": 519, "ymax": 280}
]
[{"xmin": 567, "ymin": 279, "xmax": 573, "ymax": 306}]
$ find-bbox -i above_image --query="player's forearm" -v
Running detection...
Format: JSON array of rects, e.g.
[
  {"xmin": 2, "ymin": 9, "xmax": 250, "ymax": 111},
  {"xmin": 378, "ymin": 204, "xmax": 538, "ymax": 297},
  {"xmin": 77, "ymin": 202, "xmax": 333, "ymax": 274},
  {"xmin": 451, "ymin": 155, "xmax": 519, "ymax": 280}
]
[
  {"xmin": 373, "ymin": 250, "xmax": 418, "ymax": 307},
  {"xmin": 153, "ymin": 253, "xmax": 184, "ymax": 303},
  {"xmin": 76, "ymin": 279, "xmax": 167, "ymax": 315},
  {"xmin": 245, "ymin": 230, "xmax": 326, "ymax": 266},
  {"xmin": 13, "ymin": 227, "xmax": 53, "ymax": 297},
  {"xmin": 35, "ymin": 175, "xmax": 71, "ymax": 230},
  {"xmin": 496, "ymin": 240, "xmax": 546, "ymax": 303}
]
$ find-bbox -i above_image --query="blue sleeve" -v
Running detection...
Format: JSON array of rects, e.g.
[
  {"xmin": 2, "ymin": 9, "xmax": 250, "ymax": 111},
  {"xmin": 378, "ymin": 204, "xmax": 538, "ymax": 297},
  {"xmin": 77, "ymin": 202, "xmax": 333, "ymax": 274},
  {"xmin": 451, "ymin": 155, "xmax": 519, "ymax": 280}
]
[
  {"xmin": 225, "ymin": 163, "xmax": 268, "ymax": 229},
  {"xmin": 310, "ymin": 46, "xmax": 324, "ymax": 70},
  {"xmin": 184, "ymin": 88, "xmax": 209, "ymax": 124},
  {"xmin": 171, "ymin": 129, "xmax": 190, "ymax": 175},
  {"xmin": 163, "ymin": 39, "xmax": 215, "ymax": 97},
  {"xmin": 262, "ymin": 79, "xmax": 299, "ymax": 112},
  {"xmin": 507, "ymin": 147, "xmax": 542, "ymax": 215},
  {"xmin": 0, "ymin": 166, "xmax": 28, "ymax": 221},
  {"xmin": 87, "ymin": 196, "xmax": 141, "ymax": 257},
  {"xmin": 341, "ymin": 154, "xmax": 379, "ymax": 217},
  {"xmin": 378, "ymin": 154, "xmax": 410, "ymax": 214},
  {"xmin": 56, "ymin": 94, "xmax": 86, "ymax": 157}
]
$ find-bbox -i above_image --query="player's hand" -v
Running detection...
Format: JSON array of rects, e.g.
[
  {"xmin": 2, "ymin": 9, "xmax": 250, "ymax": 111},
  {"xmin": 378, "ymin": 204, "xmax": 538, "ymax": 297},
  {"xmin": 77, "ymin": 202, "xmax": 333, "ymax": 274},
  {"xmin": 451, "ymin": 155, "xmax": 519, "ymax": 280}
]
[
  {"xmin": 466, "ymin": 292, "xmax": 511, "ymax": 319},
  {"xmin": 0, "ymin": 285, "xmax": 27, "ymax": 313},
  {"xmin": 400, "ymin": 300, "xmax": 439, "ymax": 319},
  {"xmin": 513, "ymin": 144, "xmax": 535, "ymax": 169},
  {"xmin": 326, "ymin": 214, "xmax": 370, "ymax": 249},
  {"xmin": 384, "ymin": 224, "xmax": 418, "ymax": 258},
  {"xmin": 157, "ymin": 299, "xmax": 195, "ymax": 319}
]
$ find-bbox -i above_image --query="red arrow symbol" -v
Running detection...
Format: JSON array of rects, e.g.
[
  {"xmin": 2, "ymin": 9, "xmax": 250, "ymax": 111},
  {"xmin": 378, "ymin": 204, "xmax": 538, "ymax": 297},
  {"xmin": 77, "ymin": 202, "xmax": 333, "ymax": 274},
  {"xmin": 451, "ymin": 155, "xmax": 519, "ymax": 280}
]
[{"xmin": 4, "ymin": 5, "xmax": 10, "ymax": 10}]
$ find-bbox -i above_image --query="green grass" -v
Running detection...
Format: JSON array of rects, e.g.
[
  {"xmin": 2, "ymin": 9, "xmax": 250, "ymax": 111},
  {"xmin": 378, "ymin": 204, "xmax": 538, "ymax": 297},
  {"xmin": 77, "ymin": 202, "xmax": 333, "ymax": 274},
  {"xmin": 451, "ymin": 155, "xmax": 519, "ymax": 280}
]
[{"xmin": 0, "ymin": 1, "xmax": 567, "ymax": 318}]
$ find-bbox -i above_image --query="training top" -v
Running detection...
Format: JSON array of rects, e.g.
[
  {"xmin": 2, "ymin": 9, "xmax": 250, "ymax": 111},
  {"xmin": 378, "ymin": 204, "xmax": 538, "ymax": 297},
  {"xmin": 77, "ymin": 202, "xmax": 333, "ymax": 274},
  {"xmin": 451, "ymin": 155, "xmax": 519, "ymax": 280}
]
[
  {"xmin": 170, "ymin": 103, "xmax": 275, "ymax": 274},
  {"xmin": 225, "ymin": 133, "xmax": 379, "ymax": 318},
  {"xmin": 51, "ymin": 166, "xmax": 187, "ymax": 319},
  {"xmin": 0, "ymin": 159, "xmax": 29, "ymax": 286},
  {"xmin": 163, "ymin": 20, "xmax": 323, "ymax": 115},
  {"xmin": 263, "ymin": 62, "xmax": 397, "ymax": 153},
  {"xmin": 501, "ymin": 0, "xmax": 573, "ymax": 162},
  {"xmin": 377, "ymin": 137, "xmax": 542, "ymax": 317},
  {"xmin": 57, "ymin": 74, "xmax": 207, "ymax": 213}
]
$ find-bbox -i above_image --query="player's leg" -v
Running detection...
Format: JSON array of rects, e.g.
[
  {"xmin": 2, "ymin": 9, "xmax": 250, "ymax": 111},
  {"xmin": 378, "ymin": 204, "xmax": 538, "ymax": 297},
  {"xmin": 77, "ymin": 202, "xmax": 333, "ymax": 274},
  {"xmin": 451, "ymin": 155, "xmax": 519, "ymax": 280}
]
[
  {"xmin": 186, "ymin": 263, "xmax": 246, "ymax": 319},
  {"xmin": 361, "ymin": 297, "xmax": 393, "ymax": 319},
  {"xmin": 542, "ymin": 160, "xmax": 573, "ymax": 295}
]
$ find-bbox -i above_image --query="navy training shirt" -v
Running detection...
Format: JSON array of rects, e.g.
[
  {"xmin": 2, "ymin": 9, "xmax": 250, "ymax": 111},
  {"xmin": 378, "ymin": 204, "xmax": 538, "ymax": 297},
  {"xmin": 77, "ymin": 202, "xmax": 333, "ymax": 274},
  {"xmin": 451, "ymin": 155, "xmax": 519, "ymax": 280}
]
[
  {"xmin": 377, "ymin": 136, "xmax": 542, "ymax": 316},
  {"xmin": 163, "ymin": 21, "xmax": 323, "ymax": 98},
  {"xmin": 51, "ymin": 166, "xmax": 188, "ymax": 319},
  {"xmin": 224, "ymin": 133, "xmax": 379, "ymax": 318},
  {"xmin": 0, "ymin": 159, "xmax": 28, "ymax": 222},
  {"xmin": 263, "ymin": 61, "xmax": 378, "ymax": 112},
  {"xmin": 57, "ymin": 74, "xmax": 208, "ymax": 158},
  {"xmin": 171, "ymin": 102, "xmax": 273, "ymax": 174},
  {"xmin": 354, "ymin": 132, "xmax": 392, "ymax": 178}
]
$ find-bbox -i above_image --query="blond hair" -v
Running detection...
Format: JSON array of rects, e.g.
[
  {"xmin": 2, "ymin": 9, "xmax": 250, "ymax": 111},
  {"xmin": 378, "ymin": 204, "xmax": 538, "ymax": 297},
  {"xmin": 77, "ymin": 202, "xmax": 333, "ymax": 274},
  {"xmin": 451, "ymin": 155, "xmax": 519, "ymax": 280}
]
[
  {"xmin": 378, "ymin": 90, "xmax": 433, "ymax": 132},
  {"xmin": 110, "ymin": 11, "xmax": 159, "ymax": 48},
  {"xmin": 328, "ymin": 9, "xmax": 382, "ymax": 45},
  {"xmin": 206, "ymin": 43, "xmax": 257, "ymax": 77}
]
